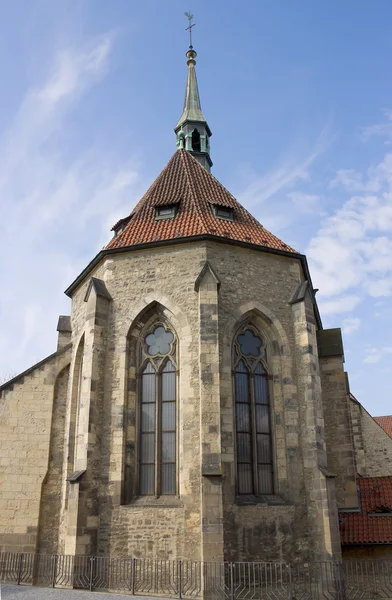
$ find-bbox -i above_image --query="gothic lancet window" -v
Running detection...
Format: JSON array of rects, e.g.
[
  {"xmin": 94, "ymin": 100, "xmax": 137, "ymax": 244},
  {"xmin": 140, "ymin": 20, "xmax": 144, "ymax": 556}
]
[
  {"xmin": 139, "ymin": 324, "xmax": 177, "ymax": 496},
  {"xmin": 233, "ymin": 327, "xmax": 274, "ymax": 495}
]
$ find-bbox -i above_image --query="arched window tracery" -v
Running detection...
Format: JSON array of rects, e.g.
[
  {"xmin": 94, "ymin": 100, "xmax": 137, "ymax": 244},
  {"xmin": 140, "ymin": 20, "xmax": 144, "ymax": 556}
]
[
  {"xmin": 233, "ymin": 326, "xmax": 274, "ymax": 495},
  {"xmin": 138, "ymin": 323, "xmax": 177, "ymax": 496}
]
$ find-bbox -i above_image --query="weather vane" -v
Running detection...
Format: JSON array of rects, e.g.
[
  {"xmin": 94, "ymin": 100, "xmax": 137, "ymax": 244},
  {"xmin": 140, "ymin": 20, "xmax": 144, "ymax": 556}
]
[{"xmin": 184, "ymin": 11, "xmax": 195, "ymax": 48}]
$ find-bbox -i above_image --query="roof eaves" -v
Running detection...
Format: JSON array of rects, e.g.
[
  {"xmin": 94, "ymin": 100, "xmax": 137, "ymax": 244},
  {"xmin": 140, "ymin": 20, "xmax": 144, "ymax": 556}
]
[{"xmin": 342, "ymin": 542, "xmax": 392, "ymax": 546}]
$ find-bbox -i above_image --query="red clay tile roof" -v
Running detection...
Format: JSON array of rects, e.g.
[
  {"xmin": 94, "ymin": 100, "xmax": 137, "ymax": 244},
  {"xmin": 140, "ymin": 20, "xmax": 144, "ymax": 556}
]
[
  {"xmin": 339, "ymin": 477, "xmax": 392, "ymax": 545},
  {"xmin": 106, "ymin": 150, "xmax": 298, "ymax": 253},
  {"xmin": 374, "ymin": 416, "xmax": 392, "ymax": 439}
]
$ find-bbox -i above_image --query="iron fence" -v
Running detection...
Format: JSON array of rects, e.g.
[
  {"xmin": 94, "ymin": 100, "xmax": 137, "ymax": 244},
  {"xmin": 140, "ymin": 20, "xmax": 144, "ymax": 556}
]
[{"xmin": 0, "ymin": 553, "xmax": 391, "ymax": 599}]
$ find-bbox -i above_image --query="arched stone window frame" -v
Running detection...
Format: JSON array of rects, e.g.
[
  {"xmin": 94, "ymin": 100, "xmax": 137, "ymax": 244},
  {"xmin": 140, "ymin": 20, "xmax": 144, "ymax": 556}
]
[
  {"xmin": 232, "ymin": 322, "xmax": 276, "ymax": 496},
  {"xmin": 136, "ymin": 320, "xmax": 178, "ymax": 497},
  {"xmin": 123, "ymin": 303, "xmax": 182, "ymax": 503},
  {"xmin": 122, "ymin": 298, "xmax": 192, "ymax": 506}
]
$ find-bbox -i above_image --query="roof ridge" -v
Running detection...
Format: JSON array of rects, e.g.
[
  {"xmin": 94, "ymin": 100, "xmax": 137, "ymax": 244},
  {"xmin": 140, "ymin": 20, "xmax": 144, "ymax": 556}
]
[{"xmin": 181, "ymin": 151, "xmax": 215, "ymax": 232}]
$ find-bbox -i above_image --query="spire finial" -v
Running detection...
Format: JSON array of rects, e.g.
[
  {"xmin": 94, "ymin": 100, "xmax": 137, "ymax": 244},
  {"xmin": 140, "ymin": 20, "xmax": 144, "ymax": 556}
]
[
  {"xmin": 185, "ymin": 11, "xmax": 195, "ymax": 49},
  {"xmin": 175, "ymin": 12, "xmax": 212, "ymax": 171}
]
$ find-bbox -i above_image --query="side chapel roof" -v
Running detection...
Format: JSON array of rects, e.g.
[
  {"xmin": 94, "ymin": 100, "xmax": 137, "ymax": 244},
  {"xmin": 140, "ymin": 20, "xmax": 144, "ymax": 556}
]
[
  {"xmin": 339, "ymin": 476, "xmax": 392, "ymax": 545},
  {"xmin": 374, "ymin": 416, "xmax": 392, "ymax": 439}
]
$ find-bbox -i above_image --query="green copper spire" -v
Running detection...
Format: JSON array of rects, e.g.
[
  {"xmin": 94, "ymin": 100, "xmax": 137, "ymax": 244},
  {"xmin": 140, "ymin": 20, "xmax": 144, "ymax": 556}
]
[
  {"xmin": 174, "ymin": 14, "xmax": 212, "ymax": 171},
  {"xmin": 175, "ymin": 48, "xmax": 209, "ymax": 128}
]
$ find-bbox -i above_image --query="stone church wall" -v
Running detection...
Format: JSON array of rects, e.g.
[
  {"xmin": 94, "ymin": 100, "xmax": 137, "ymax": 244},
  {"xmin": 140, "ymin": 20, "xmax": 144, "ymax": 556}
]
[
  {"xmin": 0, "ymin": 347, "xmax": 71, "ymax": 553},
  {"xmin": 57, "ymin": 239, "xmax": 340, "ymax": 561},
  {"xmin": 350, "ymin": 399, "xmax": 392, "ymax": 477},
  {"xmin": 36, "ymin": 365, "xmax": 70, "ymax": 554},
  {"xmin": 318, "ymin": 332, "xmax": 358, "ymax": 511},
  {"xmin": 5, "ymin": 239, "xmax": 340, "ymax": 562},
  {"xmin": 61, "ymin": 243, "xmax": 207, "ymax": 560},
  {"xmin": 206, "ymin": 242, "xmax": 338, "ymax": 561}
]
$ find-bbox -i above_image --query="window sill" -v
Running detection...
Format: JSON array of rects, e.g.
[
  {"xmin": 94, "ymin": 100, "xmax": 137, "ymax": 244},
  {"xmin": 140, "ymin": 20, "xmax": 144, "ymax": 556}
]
[
  {"xmin": 235, "ymin": 494, "xmax": 292, "ymax": 507},
  {"xmin": 123, "ymin": 496, "xmax": 184, "ymax": 508}
]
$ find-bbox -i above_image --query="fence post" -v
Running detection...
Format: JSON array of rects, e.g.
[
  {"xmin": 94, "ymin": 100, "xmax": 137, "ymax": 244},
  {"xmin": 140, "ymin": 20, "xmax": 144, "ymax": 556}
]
[
  {"xmin": 131, "ymin": 558, "xmax": 136, "ymax": 595},
  {"xmin": 17, "ymin": 553, "xmax": 23, "ymax": 585},
  {"xmin": 335, "ymin": 560, "xmax": 346, "ymax": 600},
  {"xmin": 52, "ymin": 554, "xmax": 58, "ymax": 588},
  {"xmin": 230, "ymin": 562, "xmax": 234, "ymax": 600},
  {"xmin": 287, "ymin": 563, "xmax": 292, "ymax": 600},
  {"xmin": 89, "ymin": 556, "xmax": 95, "ymax": 591},
  {"xmin": 178, "ymin": 560, "xmax": 183, "ymax": 599}
]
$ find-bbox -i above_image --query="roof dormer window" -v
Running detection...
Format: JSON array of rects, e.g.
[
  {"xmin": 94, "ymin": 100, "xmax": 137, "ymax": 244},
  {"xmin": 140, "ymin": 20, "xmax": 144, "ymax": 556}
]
[
  {"xmin": 112, "ymin": 216, "xmax": 132, "ymax": 237},
  {"xmin": 213, "ymin": 205, "xmax": 234, "ymax": 221},
  {"xmin": 155, "ymin": 205, "xmax": 178, "ymax": 220}
]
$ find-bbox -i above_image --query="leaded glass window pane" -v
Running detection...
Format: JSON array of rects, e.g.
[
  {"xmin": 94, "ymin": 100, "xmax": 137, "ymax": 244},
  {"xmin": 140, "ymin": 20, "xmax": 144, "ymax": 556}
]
[
  {"xmin": 254, "ymin": 373, "xmax": 269, "ymax": 405},
  {"xmin": 256, "ymin": 405, "xmax": 270, "ymax": 434},
  {"xmin": 257, "ymin": 433, "xmax": 271, "ymax": 463},
  {"xmin": 237, "ymin": 330, "xmax": 262, "ymax": 357},
  {"xmin": 237, "ymin": 433, "xmax": 252, "ymax": 462},
  {"xmin": 141, "ymin": 433, "xmax": 155, "ymax": 462},
  {"xmin": 238, "ymin": 464, "xmax": 253, "ymax": 495},
  {"xmin": 145, "ymin": 327, "xmax": 174, "ymax": 356},
  {"xmin": 142, "ymin": 364, "xmax": 155, "ymax": 403},
  {"xmin": 236, "ymin": 403, "xmax": 250, "ymax": 431},
  {"xmin": 162, "ymin": 363, "xmax": 176, "ymax": 401},
  {"xmin": 235, "ymin": 371, "xmax": 250, "ymax": 404},
  {"xmin": 162, "ymin": 402, "xmax": 176, "ymax": 430},
  {"xmin": 138, "ymin": 326, "xmax": 177, "ymax": 497},
  {"xmin": 161, "ymin": 432, "xmax": 176, "ymax": 462},
  {"xmin": 234, "ymin": 326, "xmax": 274, "ymax": 496},
  {"xmin": 258, "ymin": 465, "xmax": 274, "ymax": 495},
  {"xmin": 140, "ymin": 464, "xmax": 155, "ymax": 495},
  {"xmin": 141, "ymin": 404, "xmax": 155, "ymax": 432},
  {"xmin": 161, "ymin": 464, "xmax": 176, "ymax": 495}
]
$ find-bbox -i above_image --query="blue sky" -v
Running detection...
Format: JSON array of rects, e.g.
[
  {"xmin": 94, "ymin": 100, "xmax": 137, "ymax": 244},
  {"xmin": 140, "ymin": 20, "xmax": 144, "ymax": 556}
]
[{"xmin": 1, "ymin": 0, "xmax": 392, "ymax": 416}]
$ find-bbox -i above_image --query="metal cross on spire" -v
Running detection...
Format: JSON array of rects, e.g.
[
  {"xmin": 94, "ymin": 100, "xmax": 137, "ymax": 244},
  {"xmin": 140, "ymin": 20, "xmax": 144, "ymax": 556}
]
[{"xmin": 184, "ymin": 11, "xmax": 195, "ymax": 48}]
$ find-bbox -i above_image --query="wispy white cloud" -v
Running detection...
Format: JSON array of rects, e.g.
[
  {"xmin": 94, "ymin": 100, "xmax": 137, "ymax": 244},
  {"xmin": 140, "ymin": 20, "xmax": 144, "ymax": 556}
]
[
  {"xmin": 342, "ymin": 316, "xmax": 361, "ymax": 335},
  {"xmin": 362, "ymin": 110, "xmax": 392, "ymax": 143},
  {"xmin": 364, "ymin": 346, "xmax": 392, "ymax": 364},
  {"xmin": 330, "ymin": 169, "xmax": 380, "ymax": 193},
  {"xmin": 238, "ymin": 124, "xmax": 331, "ymax": 200},
  {"xmin": 0, "ymin": 33, "xmax": 143, "ymax": 376},
  {"xmin": 38, "ymin": 37, "xmax": 112, "ymax": 105},
  {"xmin": 318, "ymin": 295, "xmax": 361, "ymax": 316},
  {"xmin": 308, "ymin": 114, "xmax": 392, "ymax": 316},
  {"xmin": 237, "ymin": 123, "xmax": 333, "ymax": 233},
  {"xmin": 287, "ymin": 191, "xmax": 321, "ymax": 213}
]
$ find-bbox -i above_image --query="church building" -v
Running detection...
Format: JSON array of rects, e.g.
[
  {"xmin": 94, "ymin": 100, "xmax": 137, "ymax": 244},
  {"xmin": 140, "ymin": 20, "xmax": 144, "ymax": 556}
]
[{"xmin": 1, "ymin": 37, "xmax": 392, "ymax": 566}]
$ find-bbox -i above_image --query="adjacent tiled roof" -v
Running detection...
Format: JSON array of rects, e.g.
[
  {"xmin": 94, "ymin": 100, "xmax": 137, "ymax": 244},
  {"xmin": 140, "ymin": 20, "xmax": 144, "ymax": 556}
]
[
  {"xmin": 106, "ymin": 150, "xmax": 297, "ymax": 254},
  {"xmin": 374, "ymin": 416, "xmax": 392, "ymax": 439},
  {"xmin": 339, "ymin": 477, "xmax": 392, "ymax": 545}
]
